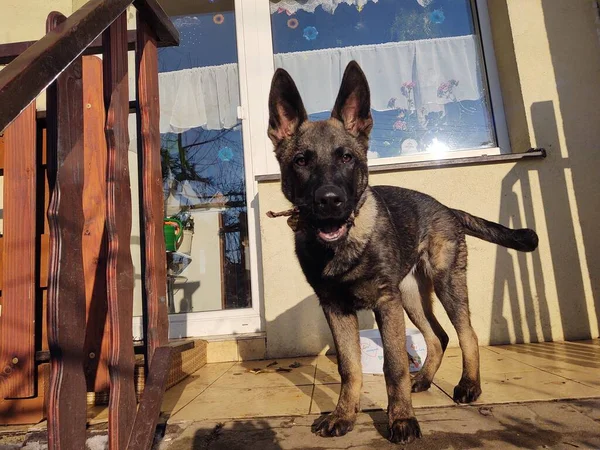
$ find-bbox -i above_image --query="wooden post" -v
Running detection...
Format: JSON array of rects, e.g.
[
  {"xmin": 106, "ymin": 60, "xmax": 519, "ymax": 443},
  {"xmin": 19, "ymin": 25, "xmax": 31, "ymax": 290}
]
[
  {"xmin": 45, "ymin": 11, "xmax": 88, "ymax": 450},
  {"xmin": 102, "ymin": 12, "xmax": 137, "ymax": 450},
  {"xmin": 127, "ymin": 346, "xmax": 173, "ymax": 450},
  {"xmin": 81, "ymin": 55, "xmax": 111, "ymax": 394},
  {"xmin": 0, "ymin": 102, "xmax": 37, "ymax": 400},
  {"xmin": 135, "ymin": 14, "xmax": 169, "ymax": 373}
]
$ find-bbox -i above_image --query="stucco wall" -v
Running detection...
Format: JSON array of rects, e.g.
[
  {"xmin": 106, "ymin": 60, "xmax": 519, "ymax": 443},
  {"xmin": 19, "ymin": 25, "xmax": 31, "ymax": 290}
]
[
  {"xmin": 0, "ymin": 0, "xmax": 72, "ymax": 43},
  {"xmin": 258, "ymin": 0, "xmax": 600, "ymax": 358}
]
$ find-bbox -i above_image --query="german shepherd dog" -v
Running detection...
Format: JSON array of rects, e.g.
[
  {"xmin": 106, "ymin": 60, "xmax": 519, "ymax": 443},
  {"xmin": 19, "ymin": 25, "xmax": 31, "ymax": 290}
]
[{"xmin": 267, "ymin": 61, "xmax": 538, "ymax": 444}]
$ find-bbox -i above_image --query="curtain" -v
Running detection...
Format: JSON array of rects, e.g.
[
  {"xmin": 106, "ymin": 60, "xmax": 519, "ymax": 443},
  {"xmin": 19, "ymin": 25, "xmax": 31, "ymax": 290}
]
[
  {"xmin": 158, "ymin": 35, "xmax": 482, "ymax": 133},
  {"xmin": 269, "ymin": 0, "xmax": 378, "ymax": 15}
]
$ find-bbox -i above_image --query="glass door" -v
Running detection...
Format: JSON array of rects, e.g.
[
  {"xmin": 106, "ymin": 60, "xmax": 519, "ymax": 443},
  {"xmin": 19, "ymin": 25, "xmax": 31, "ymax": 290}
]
[{"xmin": 154, "ymin": 0, "xmax": 262, "ymax": 337}]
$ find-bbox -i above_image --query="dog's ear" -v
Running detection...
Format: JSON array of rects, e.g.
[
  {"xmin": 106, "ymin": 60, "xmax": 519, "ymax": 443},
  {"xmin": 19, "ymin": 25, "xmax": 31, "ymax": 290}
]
[
  {"xmin": 331, "ymin": 61, "xmax": 373, "ymax": 141},
  {"xmin": 268, "ymin": 68, "xmax": 308, "ymax": 147}
]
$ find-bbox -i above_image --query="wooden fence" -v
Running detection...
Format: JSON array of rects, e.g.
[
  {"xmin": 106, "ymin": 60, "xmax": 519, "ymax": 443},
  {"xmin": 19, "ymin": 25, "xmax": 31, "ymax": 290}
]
[{"xmin": 0, "ymin": 1, "xmax": 179, "ymax": 448}]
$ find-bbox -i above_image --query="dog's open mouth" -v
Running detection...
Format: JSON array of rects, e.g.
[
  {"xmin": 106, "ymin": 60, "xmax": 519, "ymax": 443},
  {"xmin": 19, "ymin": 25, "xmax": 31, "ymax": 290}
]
[{"xmin": 317, "ymin": 223, "xmax": 348, "ymax": 242}]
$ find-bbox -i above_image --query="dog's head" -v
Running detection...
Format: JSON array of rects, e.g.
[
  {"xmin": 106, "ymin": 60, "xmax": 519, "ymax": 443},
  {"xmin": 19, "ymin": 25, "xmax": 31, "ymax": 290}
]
[{"xmin": 268, "ymin": 61, "xmax": 373, "ymax": 245}]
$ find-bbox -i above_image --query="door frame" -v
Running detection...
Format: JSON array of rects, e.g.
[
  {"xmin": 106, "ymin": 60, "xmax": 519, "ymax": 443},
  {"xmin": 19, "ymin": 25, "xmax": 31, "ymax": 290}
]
[{"xmin": 133, "ymin": 0, "xmax": 269, "ymax": 340}]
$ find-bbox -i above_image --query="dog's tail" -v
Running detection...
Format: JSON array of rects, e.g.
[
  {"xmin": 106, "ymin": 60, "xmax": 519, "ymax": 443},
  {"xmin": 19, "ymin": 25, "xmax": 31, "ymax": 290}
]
[{"xmin": 451, "ymin": 209, "xmax": 539, "ymax": 252}]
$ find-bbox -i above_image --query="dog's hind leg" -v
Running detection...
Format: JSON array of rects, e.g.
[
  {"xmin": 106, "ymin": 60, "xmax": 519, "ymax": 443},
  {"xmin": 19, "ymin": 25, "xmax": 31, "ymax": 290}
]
[
  {"xmin": 401, "ymin": 268, "xmax": 448, "ymax": 393},
  {"xmin": 432, "ymin": 239, "xmax": 482, "ymax": 403}
]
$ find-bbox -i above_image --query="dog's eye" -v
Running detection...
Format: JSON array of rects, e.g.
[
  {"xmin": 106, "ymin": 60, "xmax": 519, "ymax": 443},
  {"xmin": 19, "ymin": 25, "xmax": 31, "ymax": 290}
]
[
  {"xmin": 342, "ymin": 153, "xmax": 353, "ymax": 163},
  {"xmin": 294, "ymin": 155, "xmax": 307, "ymax": 166}
]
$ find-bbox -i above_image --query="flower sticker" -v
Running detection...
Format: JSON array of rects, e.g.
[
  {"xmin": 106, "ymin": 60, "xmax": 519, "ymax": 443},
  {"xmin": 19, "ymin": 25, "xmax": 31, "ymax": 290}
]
[
  {"xmin": 387, "ymin": 97, "xmax": 397, "ymax": 109},
  {"xmin": 303, "ymin": 26, "xmax": 318, "ymax": 41},
  {"xmin": 437, "ymin": 79, "xmax": 459, "ymax": 99},
  {"xmin": 400, "ymin": 82, "xmax": 416, "ymax": 110},
  {"xmin": 400, "ymin": 81, "xmax": 416, "ymax": 98},
  {"xmin": 287, "ymin": 18, "xmax": 299, "ymax": 29},
  {"xmin": 397, "ymin": 108, "xmax": 408, "ymax": 119},
  {"xmin": 393, "ymin": 120, "xmax": 408, "ymax": 131},
  {"xmin": 213, "ymin": 14, "xmax": 225, "ymax": 25},
  {"xmin": 430, "ymin": 9, "xmax": 445, "ymax": 24},
  {"xmin": 218, "ymin": 147, "xmax": 234, "ymax": 162}
]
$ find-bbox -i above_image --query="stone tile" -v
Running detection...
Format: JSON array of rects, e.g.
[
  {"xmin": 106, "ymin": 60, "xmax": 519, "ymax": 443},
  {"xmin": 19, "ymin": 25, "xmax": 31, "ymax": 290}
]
[
  {"xmin": 206, "ymin": 341, "xmax": 239, "ymax": 363},
  {"xmin": 434, "ymin": 365, "xmax": 600, "ymax": 405},
  {"xmin": 568, "ymin": 398, "xmax": 600, "ymax": 421},
  {"xmin": 490, "ymin": 341, "xmax": 600, "ymax": 373},
  {"xmin": 310, "ymin": 380, "xmax": 453, "ymax": 415},
  {"xmin": 87, "ymin": 405, "xmax": 108, "ymax": 425},
  {"xmin": 211, "ymin": 357, "xmax": 317, "ymax": 389},
  {"xmin": 162, "ymin": 362, "xmax": 235, "ymax": 416},
  {"xmin": 237, "ymin": 338, "xmax": 266, "ymax": 361},
  {"xmin": 170, "ymin": 385, "xmax": 313, "ymax": 421}
]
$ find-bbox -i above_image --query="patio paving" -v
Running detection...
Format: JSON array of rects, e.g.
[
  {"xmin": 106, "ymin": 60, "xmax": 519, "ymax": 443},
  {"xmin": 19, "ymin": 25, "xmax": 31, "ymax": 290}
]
[
  {"xmin": 154, "ymin": 340, "xmax": 600, "ymax": 423},
  {"xmin": 3, "ymin": 341, "xmax": 599, "ymax": 449},
  {"xmin": 154, "ymin": 340, "xmax": 600, "ymax": 448}
]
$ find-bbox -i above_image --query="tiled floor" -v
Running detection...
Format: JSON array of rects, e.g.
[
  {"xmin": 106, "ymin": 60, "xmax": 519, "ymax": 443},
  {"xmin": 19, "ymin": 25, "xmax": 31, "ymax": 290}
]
[{"xmin": 89, "ymin": 340, "xmax": 600, "ymax": 424}]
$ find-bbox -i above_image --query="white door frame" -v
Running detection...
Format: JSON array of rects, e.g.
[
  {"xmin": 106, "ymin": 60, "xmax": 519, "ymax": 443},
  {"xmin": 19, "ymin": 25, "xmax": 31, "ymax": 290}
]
[{"xmin": 134, "ymin": 0, "xmax": 268, "ymax": 340}]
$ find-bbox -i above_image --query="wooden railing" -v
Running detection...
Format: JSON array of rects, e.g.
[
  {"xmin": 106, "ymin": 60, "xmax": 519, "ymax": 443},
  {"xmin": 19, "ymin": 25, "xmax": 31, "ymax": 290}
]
[{"xmin": 0, "ymin": 1, "xmax": 179, "ymax": 448}]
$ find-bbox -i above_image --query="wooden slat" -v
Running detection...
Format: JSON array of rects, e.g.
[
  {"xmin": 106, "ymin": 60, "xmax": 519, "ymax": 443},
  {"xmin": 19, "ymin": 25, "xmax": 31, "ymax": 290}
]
[
  {"xmin": 0, "ymin": 41, "xmax": 35, "ymax": 65},
  {"xmin": 127, "ymin": 346, "xmax": 173, "ymax": 450},
  {"xmin": 0, "ymin": 238, "xmax": 3, "ymax": 291},
  {"xmin": 0, "ymin": 102, "xmax": 37, "ymax": 399},
  {"xmin": 103, "ymin": 13, "xmax": 137, "ymax": 450},
  {"xmin": 45, "ymin": 13, "xmax": 87, "ymax": 449},
  {"xmin": 0, "ymin": 31, "xmax": 143, "ymax": 65},
  {"xmin": 0, "ymin": 0, "xmax": 134, "ymax": 133},
  {"xmin": 0, "ymin": 133, "xmax": 4, "ymax": 170},
  {"xmin": 0, "ymin": 363, "xmax": 49, "ymax": 425},
  {"xmin": 39, "ymin": 235, "xmax": 49, "ymax": 288},
  {"xmin": 133, "ymin": 0, "xmax": 180, "ymax": 47},
  {"xmin": 81, "ymin": 55, "xmax": 110, "ymax": 394},
  {"xmin": 136, "ymin": 14, "xmax": 168, "ymax": 373}
]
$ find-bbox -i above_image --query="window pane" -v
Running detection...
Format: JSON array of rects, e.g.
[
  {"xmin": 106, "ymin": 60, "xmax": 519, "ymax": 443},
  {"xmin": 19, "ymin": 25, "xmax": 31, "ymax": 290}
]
[
  {"xmin": 157, "ymin": 1, "xmax": 252, "ymax": 313},
  {"xmin": 270, "ymin": 0, "xmax": 496, "ymax": 159}
]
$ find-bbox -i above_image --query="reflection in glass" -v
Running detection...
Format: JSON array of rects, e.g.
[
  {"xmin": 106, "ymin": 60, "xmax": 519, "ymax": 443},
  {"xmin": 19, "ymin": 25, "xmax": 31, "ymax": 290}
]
[{"xmin": 158, "ymin": 2, "xmax": 251, "ymax": 313}]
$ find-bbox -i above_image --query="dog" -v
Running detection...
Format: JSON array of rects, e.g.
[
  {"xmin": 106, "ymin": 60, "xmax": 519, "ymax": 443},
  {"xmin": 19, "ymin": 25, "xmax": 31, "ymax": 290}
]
[{"xmin": 267, "ymin": 61, "xmax": 538, "ymax": 444}]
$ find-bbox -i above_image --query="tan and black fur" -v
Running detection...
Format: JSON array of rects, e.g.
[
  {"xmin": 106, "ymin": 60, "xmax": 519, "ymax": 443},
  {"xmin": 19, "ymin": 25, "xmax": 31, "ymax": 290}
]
[{"xmin": 267, "ymin": 61, "xmax": 538, "ymax": 445}]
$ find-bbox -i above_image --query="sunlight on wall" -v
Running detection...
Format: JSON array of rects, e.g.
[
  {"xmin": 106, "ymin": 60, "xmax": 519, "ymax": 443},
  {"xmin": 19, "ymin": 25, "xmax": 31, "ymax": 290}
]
[{"xmin": 259, "ymin": 0, "xmax": 600, "ymax": 358}]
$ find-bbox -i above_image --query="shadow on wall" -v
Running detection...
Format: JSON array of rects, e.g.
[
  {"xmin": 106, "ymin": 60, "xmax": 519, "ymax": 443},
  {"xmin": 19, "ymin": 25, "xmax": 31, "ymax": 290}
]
[
  {"xmin": 491, "ymin": 101, "xmax": 595, "ymax": 343},
  {"xmin": 490, "ymin": 1, "xmax": 600, "ymax": 343},
  {"xmin": 540, "ymin": 0, "xmax": 600, "ymax": 338},
  {"xmin": 266, "ymin": 294, "xmax": 376, "ymax": 358}
]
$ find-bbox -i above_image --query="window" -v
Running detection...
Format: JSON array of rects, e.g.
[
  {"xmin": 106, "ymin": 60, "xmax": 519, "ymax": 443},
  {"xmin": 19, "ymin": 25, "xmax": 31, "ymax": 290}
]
[
  {"xmin": 268, "ymin": 0, "xmax": 507, "ymax": 165},
  {"xmin": 157, "ymin": 1, "xmax": 253, "ymax": 314}
]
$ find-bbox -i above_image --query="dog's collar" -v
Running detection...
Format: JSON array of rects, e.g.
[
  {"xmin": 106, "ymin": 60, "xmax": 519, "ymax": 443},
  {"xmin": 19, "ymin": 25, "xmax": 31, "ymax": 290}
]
[{"xmin": 265, "ymin": 189, "xmax": 369, "ymax": 232}]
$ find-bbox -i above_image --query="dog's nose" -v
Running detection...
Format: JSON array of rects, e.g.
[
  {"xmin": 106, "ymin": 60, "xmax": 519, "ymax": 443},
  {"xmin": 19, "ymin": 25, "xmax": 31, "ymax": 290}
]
[{"xmin": 314, "ymin": 185, "xmax": 346, "ymax": 213}]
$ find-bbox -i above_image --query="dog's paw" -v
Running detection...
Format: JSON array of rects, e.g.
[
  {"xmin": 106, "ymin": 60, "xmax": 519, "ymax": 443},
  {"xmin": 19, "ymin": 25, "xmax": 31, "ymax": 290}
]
[
  {"xmin": 314, "ymin": 413, "xmax": 355, "ymax": 438},
  {"xmin": 388, "ymin": 417, "xmax": 422, "ymax": 445},
  {"xmin": 411, "ymin": 375, "xmax": 432, "ymax": 393},
  {"xmin": 453, "ymin": 379, "xmax": 482, "ymax": 403}
]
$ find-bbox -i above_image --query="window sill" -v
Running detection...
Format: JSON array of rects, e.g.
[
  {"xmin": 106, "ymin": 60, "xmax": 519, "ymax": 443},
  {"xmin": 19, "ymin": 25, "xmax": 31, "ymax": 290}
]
[{"xmin": 255, "ymin": 148, "xmax": 546, "ymax": 182}]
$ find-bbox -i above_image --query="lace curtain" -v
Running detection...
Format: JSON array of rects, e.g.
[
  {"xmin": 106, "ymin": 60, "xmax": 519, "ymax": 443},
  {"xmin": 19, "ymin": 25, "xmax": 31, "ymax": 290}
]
[
  {"xmin": 158, "ymin": 35, "xmax": 482, "ymax": 133},
  {"xmin": 269, "ymin": 0, "xmax": 378, "ymax": 15}
]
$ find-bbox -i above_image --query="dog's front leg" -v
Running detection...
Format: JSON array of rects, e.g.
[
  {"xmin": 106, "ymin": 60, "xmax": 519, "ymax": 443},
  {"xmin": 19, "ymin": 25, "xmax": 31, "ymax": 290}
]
[
  {"xmin": 316, "ymin": 305, "xmax": 362, "ymax": 438},
  {"xmin": 374, "ymin": 296, "xmax": 422, "ymax": 445}
]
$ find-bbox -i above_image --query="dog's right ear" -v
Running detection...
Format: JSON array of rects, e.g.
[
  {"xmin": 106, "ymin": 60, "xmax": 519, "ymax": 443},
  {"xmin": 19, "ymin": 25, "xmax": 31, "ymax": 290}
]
[{"xmin": 268, "ymin": 69, "xmax": 307, "ymax": 148}]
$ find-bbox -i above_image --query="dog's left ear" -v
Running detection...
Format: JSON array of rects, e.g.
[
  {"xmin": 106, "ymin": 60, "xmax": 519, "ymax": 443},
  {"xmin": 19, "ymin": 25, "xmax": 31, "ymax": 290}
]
[{"xmin": 331, "ymin": 61, "xmax": 373, "ymax": 141}]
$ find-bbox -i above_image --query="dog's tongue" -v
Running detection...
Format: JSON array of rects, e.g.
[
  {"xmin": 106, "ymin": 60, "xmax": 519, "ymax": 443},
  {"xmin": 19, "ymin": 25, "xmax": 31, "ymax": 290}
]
[{"xmin": 318, "ymin": 223, "xmax": 347, "ymax": 241}]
